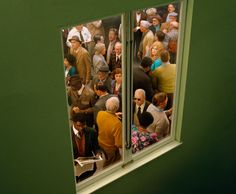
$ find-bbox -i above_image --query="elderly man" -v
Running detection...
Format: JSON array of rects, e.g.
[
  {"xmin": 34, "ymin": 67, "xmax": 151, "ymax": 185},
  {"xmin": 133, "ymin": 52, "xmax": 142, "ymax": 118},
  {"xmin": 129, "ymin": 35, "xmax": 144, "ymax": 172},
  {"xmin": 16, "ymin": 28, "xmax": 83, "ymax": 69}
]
[
  {"xmin": 161, "ymin": 12, "xmax": 178, "ymax": 34},
  {"xmin": 97, "ymin": 96, "xmax": 122, "ymax": 167},
  {"xmin": 138, "ymin": 20, "xmax": 155, "ymax": 60},
  {"xmin": 149, "ymin": 15, "xmax": 162, "ymax": 35},
  {"xmin": 90, "ymin": 65, "xmax": 112, "ymax": 93},
  {"xmin": 147, "ymin": 92, "xmax": 170, "ymax": 139},
  {"xmin": 69, "ymin": 35, "xmax": 92, "ymax": 85},
  {"xmin": 67, "ymin": 74, "xmax": 96, "ymax": 127},
  {"xmin": 133, "ymin": 89, "xmax": 151, "ymax": 126},
  {"xmin": 108, "ymin": 41, "xmax": 122, "ymax": 72}
]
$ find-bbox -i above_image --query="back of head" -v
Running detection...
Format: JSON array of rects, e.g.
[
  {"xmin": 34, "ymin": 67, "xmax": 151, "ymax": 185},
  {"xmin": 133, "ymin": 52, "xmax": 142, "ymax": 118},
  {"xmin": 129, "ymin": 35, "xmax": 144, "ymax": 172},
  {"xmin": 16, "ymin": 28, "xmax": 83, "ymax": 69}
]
[
  {"xmin": 65, "ymin": 54, "xmax": 76, "ymax": 66},
  {"xmin": 93, "ymin": 34, "xmax": 102, "ymax": 44},
  {"xmin": 95, "ymin": 43, "xmax": 105, "ymax": 55},
  {"xmin": 71, "ymin": 113, "xmax": 86, "ymax": 123},
  {"xmin": 156, "ymin": 30, "xmax": 165, "ymax": 41},
  {"xmin": 95, "ymin": 82, "xmax": 108, "ymax": 92},
  {"xmin": 160, "ymin": 50, "xmax": 170, "ymax": 63},
  {"xmin": 139, "ymin": 112, "xmax": 154, "ymax": 128},
  {"xmin": 141, "ymin": 56, "xmax": 153, "ymax": 68},
  {"xmin": 112, "ymin": 67, "xmax": 122, "ymax": 77},
  {"xmin": 69, "ymin": 74, "xmax": 82, "ymax": 89},
  {"xmin": 106, "ymin": 96, "xmax": 120, "ymax": 113},
  {"xmin": 152, "ymin": 92, "xmax": 167, "ymax": 106}
]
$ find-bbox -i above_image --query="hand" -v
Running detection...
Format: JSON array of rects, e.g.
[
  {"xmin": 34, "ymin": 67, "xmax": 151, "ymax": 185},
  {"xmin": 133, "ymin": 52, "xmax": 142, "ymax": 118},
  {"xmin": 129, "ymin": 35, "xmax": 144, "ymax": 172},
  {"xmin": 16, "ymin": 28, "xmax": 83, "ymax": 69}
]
[
  {"xmin": 73, "ymin": 107, "xmax": 80, "ymax": 113},
  {"xmin": 115, "ymin": 112, "xmax": 122, "ymax": 120}
]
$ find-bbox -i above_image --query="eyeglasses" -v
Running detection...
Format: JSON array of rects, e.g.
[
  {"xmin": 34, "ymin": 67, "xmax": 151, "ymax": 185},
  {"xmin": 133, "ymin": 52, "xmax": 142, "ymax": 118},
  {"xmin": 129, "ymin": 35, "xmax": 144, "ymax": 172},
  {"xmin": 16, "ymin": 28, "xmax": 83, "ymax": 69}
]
[{"xmin": 134, "ymin": 98, "xmax": 141, "ymax": 101}]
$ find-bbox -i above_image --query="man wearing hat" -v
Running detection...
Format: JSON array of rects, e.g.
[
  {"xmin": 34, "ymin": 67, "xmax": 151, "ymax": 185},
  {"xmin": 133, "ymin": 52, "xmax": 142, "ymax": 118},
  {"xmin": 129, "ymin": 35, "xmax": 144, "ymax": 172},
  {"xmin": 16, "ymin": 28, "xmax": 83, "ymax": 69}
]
[
  {"xmin": 160, "ymin": 12, "xmax": 178, "ymax": 33},
  {"xmin": 90, "ymin": 66, "xmax": 112, "ymax": 94},
  {"xmin": 138, "ymin": 20, "xmax": 155, "ymax": 60},
  {"xmin": 67, "ymin": 74, "xmax": 96, "ymax": 127},
  {"xmin": 149, "ymin": 15, "xmax": 162, "ymax": 34},
  {"xmin": 69, "ymin": 35, "xmax": 92, "ymax": 85}
]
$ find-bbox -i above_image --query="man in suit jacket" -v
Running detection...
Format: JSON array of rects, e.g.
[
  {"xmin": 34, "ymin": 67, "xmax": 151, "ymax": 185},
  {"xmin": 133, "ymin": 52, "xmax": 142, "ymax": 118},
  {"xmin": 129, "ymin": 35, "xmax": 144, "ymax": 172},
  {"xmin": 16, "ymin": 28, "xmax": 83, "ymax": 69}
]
[
  {"xmin": 67, "ymin": 75, "xmax": 96, "ymax": 127},
  {"xmin": 71, "ymin": 113, "xmax": 101, "ymax": 182},
  {"xmin": 133, "ymin": 88, "xmax": 151, "ymax": 127},
  {"xmin": 133, "ymin": 56, "xmax": 155, "ymax": 102},
  {"xmin": 133, "ymin": 10, "xmax": 147, "ymax": 62},
  {"xmin": 93, "ymin": 83, "xmax": 114, "ymax": 127},
  {"xmin": 69, "ymin": 35, "xmax": 91, "ymax": 85},
  {"xmin": 108, "ymin": 41, "xmax": 122, "ymax": 72}
]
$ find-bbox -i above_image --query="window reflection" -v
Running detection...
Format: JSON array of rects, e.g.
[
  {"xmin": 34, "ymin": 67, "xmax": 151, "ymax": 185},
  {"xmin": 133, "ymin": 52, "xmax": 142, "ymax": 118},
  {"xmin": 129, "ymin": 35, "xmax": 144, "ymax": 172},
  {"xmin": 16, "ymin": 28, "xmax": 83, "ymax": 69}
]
[
  {"xmin": 132, "ymin": 2, "xmax": 179, "ymax": 154},
  {"xmin": 61, "ymin": 15, "xmax": 123, "ymax": 183}
]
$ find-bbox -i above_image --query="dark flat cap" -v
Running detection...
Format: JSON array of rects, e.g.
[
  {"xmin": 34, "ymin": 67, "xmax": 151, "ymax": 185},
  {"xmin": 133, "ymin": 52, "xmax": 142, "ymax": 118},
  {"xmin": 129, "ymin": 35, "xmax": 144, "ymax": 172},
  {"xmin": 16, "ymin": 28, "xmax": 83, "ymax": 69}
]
[{"xmin": 99, "ymin": 65, "xmax": 109, "ymax": 72}]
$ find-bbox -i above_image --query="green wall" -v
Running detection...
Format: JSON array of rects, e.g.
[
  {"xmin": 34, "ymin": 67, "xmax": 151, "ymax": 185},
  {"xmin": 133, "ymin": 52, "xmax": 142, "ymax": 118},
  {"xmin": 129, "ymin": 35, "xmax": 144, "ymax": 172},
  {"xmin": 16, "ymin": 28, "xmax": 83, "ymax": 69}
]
[{"xmin": 1, "ymin": 0, "xmax": 236, "ymax": 194}]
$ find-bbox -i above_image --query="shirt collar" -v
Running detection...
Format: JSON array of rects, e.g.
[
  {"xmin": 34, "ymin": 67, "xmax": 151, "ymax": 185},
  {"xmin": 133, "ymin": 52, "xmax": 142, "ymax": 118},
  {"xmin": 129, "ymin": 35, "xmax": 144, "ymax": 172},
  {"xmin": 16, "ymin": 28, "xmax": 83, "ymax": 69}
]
[
  {"xmin": 72, "ymin": 125, "xmax": 79, "ymax": 135},
  {"xmin": 77, "ymin": 84, "xmax": 85, "ymax": 95},
  {"xmin": 136, "ymin": 102, "xmax": 145, "ymax": 112}
]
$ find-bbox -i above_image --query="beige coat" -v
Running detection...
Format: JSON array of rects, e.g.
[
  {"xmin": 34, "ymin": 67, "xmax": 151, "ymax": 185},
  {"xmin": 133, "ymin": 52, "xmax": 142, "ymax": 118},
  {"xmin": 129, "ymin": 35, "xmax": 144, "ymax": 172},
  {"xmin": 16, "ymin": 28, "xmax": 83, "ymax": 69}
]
[{"xmin": 70, "ymin": 47, "xmax": 91, "ymax": 85}]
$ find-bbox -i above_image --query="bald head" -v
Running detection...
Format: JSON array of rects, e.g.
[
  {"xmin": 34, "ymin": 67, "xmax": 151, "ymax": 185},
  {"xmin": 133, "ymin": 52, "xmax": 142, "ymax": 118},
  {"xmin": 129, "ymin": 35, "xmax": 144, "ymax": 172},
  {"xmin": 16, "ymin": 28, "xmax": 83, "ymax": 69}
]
[{"xmin": 170, "ymin": 21, "xmax": 179, "ymax": 30}]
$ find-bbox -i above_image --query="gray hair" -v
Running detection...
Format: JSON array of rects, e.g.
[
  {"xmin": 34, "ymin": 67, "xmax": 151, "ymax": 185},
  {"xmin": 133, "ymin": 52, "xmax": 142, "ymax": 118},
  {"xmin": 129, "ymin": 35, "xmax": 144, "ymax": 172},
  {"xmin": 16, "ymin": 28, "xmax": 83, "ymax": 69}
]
[
  {"xmin": 106, "ymin": 97, "xmax": 120, "ymax": 113},
  {"xmin": 95, "ymin": 43, "xmax": 105, "ymax": 55},
  {"xmin": 134, "ymin": 89, "xmax": 146, "ymax": 99}
]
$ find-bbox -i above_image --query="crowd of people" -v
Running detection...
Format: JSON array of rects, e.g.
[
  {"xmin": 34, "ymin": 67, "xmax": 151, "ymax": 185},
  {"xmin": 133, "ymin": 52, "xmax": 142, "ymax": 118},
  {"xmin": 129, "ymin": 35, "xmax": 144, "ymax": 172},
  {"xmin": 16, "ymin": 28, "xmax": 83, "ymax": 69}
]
[{"xmin": 62, "ymin": 3, "xmax": 179, "ymax": 182}]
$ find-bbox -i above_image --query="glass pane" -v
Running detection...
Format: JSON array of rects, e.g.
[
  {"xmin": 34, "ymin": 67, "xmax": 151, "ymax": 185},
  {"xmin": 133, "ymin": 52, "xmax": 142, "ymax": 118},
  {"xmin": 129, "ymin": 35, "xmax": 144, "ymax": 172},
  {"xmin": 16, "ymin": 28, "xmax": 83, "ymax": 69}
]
[
  {"xmin": 61, "ymin": 15, "xmax": 123, "ymax": 183},
  {"xmin": 132, "ymin": 2, "xmax": 180, "ymax": 154}
]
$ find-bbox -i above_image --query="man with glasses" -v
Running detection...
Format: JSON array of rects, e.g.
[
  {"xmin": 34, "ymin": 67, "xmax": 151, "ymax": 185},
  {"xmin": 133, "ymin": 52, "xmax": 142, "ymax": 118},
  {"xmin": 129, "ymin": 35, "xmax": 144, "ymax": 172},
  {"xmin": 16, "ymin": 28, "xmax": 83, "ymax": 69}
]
[{"xmin": 133, "ymin": 89, "xmax": 151, "ymax": 127}]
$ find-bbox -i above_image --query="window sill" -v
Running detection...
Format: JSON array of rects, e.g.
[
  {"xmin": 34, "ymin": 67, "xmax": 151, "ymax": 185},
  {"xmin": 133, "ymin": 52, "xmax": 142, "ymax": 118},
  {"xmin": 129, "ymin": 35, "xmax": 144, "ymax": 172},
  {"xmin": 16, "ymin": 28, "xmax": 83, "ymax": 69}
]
[{"xmin": 77, "ymin": 140, "xmax": 182, "ymax": 194}]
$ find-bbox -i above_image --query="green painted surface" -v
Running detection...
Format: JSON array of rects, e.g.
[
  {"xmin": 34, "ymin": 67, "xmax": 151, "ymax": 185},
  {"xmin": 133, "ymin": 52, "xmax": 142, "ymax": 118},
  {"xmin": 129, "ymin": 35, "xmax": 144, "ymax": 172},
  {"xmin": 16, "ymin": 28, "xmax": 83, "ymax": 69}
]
[{"xmin": 1, "ymin": 0, "xmax": 236, "ymax": 194}]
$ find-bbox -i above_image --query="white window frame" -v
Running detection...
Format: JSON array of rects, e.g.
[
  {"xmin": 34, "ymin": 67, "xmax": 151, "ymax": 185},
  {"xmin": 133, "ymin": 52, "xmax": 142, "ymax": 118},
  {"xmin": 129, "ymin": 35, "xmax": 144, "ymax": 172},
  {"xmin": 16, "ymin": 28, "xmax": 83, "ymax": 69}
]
[{"xmin": 73, "ymin": 0, "xmax": 194, "ymax": 193}]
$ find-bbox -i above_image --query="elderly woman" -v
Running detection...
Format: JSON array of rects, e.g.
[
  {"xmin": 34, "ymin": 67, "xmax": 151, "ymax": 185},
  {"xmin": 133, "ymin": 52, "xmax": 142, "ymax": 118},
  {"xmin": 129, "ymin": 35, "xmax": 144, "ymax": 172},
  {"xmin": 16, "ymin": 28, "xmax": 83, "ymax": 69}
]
[{"xmin": 93, "ymin": 42, "xmax": 108, "ymax": 75}]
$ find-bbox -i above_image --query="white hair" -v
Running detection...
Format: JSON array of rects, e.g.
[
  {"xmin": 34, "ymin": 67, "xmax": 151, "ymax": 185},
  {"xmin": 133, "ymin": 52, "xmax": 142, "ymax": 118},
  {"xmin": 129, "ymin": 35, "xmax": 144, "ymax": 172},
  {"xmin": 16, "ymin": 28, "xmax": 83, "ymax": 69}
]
[
  {"xmin": 146, "ymin": 8, "xmax": 157, "ymax": 16},
  {"xmin": 134, "ymin": 89, "xmax": 146, "ymax": 99},
  {"xmin": 106, "ymin": 97, "xmax": 120, "ymax": 113}
]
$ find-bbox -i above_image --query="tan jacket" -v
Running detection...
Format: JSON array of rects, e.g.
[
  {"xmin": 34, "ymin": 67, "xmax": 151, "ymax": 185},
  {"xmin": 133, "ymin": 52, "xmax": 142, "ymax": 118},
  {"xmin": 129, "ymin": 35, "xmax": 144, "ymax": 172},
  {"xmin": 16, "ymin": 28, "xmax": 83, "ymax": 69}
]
[
  {"xmin": 70, "ymin": 47, "xmax": 91, "ymax": 85},
  {"xmin": 68, "ymin": 86, "xmax": 96, "ymax": 114}
]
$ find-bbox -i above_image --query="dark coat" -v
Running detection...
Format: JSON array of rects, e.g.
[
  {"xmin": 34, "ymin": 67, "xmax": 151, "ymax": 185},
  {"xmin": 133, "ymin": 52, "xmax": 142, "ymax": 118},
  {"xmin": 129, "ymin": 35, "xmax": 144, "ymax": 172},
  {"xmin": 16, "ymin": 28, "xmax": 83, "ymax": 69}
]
[
  {"xmin": 71, "ymin": 127, "xmax": 101, "ymax": 159},
  {"xmin": 133, "ymin": 66, "xmax": 155, "ymax": 102},
  {"xmin": 108, "ymin": 51, "xmax": 122, "ymax": 72}
]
